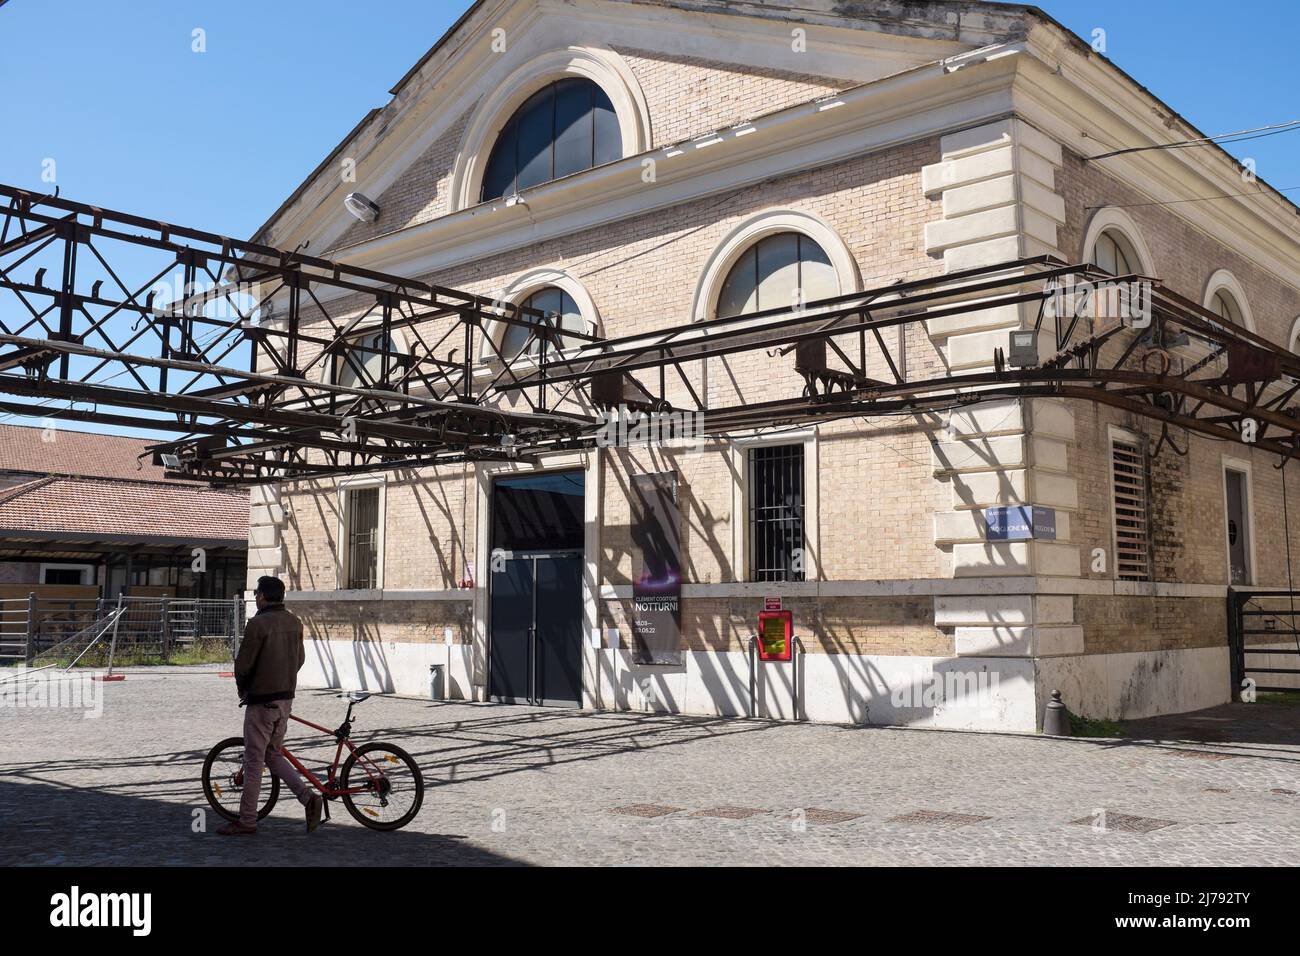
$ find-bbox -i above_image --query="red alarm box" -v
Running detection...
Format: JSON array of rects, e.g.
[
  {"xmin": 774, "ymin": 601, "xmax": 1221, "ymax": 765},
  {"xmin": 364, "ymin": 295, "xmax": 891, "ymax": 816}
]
[{"xmin": 757, "ymin": 609, "xmax": 793, "ymax": 662}]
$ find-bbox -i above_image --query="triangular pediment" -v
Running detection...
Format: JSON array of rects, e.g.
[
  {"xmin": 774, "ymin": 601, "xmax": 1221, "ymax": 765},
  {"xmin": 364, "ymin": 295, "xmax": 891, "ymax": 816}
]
[{"xmin": 258, "ymin": 0, "xmax": 1028, "ymax": 256}]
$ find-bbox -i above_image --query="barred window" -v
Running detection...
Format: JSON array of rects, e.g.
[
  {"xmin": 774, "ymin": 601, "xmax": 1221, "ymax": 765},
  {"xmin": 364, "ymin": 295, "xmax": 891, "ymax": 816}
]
[
  {"xmin": 1111, "ymin": 437, "xmax": 1151, "ymax": 582},
  {"xmin": 748, "ymin": 444, "xmax": 805, "ymax": 582},
  {"xmin": 345, "ymin": 486, "xmax": 380, "ymax": 590}
]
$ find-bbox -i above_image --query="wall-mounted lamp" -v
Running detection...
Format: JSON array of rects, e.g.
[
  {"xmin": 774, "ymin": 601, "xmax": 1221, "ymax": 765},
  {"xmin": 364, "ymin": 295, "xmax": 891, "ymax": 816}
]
[{"xmin": 344, "ymin": 192, "xmax": 381, "ymax": 222}]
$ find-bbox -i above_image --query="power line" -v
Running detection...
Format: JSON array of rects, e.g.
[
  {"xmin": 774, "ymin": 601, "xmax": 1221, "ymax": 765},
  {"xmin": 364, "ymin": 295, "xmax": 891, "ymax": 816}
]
[
  {"xmin": 1086, "ymin": 184, "xmax": 1300, "ymax": 212},
  {"xmin": 1086, "ymin": 119, "xmax": 1300, "ymax": 162}
]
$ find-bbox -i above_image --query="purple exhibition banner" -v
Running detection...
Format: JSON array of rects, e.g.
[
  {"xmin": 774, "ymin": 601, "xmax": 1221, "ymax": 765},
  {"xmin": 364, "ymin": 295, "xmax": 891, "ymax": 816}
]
[{"xmin": 630, "ymin": 471, "xmax": 682, "ymax": 665}]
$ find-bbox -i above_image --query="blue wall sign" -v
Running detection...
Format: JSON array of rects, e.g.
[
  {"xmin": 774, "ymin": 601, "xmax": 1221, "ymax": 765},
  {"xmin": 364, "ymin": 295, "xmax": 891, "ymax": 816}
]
[{"xmin": 983, "ymin": 505, "xmax": 1056, "ymax": 541}]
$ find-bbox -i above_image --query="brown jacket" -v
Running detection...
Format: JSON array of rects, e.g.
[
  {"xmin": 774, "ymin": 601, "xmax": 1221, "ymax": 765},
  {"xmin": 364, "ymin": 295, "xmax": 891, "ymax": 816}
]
[{"xmin": 235, "ymin": 603, "xmax": 305, "ymax": 705}]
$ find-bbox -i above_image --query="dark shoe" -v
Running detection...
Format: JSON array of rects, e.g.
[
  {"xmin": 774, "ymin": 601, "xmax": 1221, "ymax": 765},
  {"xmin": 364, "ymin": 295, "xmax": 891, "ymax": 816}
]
[
  {"xmin": 216, "ymin": 821, "xmax": 257, "ymax": 836},
  {"xmin": 306, "ymin": 795, "xmax": 324, "ymax": 833}
]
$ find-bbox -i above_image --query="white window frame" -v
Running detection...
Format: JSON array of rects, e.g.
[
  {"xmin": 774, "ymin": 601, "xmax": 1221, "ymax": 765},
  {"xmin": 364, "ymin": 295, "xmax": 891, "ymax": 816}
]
[
  {"xmin": 1285, "ymin": 316, "xmax": 1300, "ymax": 385},
  {"xmin": 730, "ymin": 429, "xmax": 819, "ymax": 584},
  {"xmin": 1221, "ymin": 456, "xmax": 1257, "ymax": 587},
  {"xmin": 1080, "ymin": 207, "xmax": 1155, "ymax": 277},
  {"xmin": 1107, "ymin": 425, "xmax": 1151, "ymax": 582},
  {"xmin": 1202, "ymin": 269, "xmax": 1256, "ymax": 334},
  {"xmin": 336, "ymin": 476, "xmax": 387, "ymax": 592},
  {"xmin": 478, "ymin": 268, "xmax": 601, "ymax": 367},
  {"xmin": 692, "ymin": 209, "xmax": 861, "ymax": 324},
  {"xmin": 448, "ymin": 46, "xmax": 651, "ymax": 212}
]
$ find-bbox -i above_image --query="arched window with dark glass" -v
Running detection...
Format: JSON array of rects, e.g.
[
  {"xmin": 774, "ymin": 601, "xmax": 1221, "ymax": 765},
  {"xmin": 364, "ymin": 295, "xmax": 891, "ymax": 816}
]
[
  {"xmin": 1211, "ymin": 288, "xmax": 1244, "ymax": 326},
  {"xmin": 1090, "ymin": 229, "xmax": 1138, "ymax": 276},
  {"xmin": 336, "ymin": 330, "xmax": 400, "ymax": 389},
  {"xmin": 499, "ymin": 286, "xmax": 588, "ymax": 359},
  {"xmin": 716, "ymin": 232, "xmax": 838, "ymax": 318},
  {"xmin": 480, "ymin": 78, "xmax": 621, "ymax": 202}
]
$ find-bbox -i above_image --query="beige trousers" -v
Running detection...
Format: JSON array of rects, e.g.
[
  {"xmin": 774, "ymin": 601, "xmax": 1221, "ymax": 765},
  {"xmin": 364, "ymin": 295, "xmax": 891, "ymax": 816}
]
[{"xmin": 239, "ymin": 699, "xmax": 311, "ymax": 826}]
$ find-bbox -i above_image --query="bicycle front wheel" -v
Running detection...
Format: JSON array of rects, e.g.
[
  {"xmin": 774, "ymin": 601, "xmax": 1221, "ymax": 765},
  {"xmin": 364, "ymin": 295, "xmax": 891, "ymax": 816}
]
[
  {"xmin": 201, "ymin": 736, "xmax": 280, "ymax": 823},
  {"xmin": 339, "ymin": 742, "xmax": 424, "ymax": 831}
]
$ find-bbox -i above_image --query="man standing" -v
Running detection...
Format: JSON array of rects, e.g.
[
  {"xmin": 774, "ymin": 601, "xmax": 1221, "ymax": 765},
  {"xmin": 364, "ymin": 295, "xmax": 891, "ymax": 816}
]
[{"xmin": 217, "ymin": 575, "xmax": 324, "ymax": 836}]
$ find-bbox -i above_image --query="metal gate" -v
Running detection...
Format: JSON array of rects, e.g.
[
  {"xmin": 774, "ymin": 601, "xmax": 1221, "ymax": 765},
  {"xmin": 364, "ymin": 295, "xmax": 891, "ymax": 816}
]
[
  {"xmin": 1228, "ymin": 589, "xmax": 1300, "ymax": 697},
  {"xmin": 0, "ymin": 595, "xmax": 244, "ymax": 666}
]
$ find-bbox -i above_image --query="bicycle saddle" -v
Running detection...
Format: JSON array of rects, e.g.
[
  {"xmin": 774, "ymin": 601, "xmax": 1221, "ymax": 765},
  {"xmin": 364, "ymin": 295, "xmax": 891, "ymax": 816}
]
[{"xmin": 339, "ymin": 691, "xmax": 371, "ymax": 703}]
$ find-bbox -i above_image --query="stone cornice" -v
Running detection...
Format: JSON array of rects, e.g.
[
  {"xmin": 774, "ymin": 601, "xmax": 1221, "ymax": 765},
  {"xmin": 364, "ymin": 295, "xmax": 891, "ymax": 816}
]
[
  {"xmin": 302, "ymin": 46, "xmax": 1024, "ymax": 304},
  {"xmin": 258, "ymin": 0, "xmax": 981, "ymax": 254},
  {"xmin": 1017, "ymin": 20, "xmax": 1300, "ymax": 293}
]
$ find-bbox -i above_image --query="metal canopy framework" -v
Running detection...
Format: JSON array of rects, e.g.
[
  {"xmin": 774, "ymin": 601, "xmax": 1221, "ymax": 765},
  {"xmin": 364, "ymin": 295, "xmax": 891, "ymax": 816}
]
[{"xmin": 2, "ymin": 182, "xmax": 1299, "ymax": 486}]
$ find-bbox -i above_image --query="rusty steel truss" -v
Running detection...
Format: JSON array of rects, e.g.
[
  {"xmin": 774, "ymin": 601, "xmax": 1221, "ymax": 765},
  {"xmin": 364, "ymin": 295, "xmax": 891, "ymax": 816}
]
[{"xmin": 1, "ymin": 182, "xmax": 1298, "ymax": 486}]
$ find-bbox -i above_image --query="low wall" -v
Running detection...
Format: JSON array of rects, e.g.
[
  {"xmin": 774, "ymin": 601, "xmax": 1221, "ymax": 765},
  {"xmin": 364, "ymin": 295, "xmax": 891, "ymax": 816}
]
[
  {"xmin": 287, "ymin": 598, "xmax": 1243, "ymax": 731},
  {"xmin": 1035, "ymin": 644, "xmax": 1231, "ymax": 721},
  {"xmin": 588, "ymin": 648, "xmax": 1039, "ymax": 731},
  {"xmin": 299, "ymin": 638, "xmax": 474, "ymax": 701}
]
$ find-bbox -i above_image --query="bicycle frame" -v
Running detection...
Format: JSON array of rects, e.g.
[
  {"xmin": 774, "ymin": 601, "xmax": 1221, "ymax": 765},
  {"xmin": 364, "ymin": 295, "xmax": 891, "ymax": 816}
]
[{"xmin": 275, "ymin": 711, "xmax": 389, "ymax": 799}]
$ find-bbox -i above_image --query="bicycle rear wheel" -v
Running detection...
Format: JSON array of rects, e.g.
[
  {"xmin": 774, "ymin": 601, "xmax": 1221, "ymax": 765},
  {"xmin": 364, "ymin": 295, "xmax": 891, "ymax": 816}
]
[
  {"xmin": 339, "ymin": 742, "xmax": 424, "ymax": 831},
  {"xmin": 201, "ymin": 736, "xmax": 280, "ymax": 823}
]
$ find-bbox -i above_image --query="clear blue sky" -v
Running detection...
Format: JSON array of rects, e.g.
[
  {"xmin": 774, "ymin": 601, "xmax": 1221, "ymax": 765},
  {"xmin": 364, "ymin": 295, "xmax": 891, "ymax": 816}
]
[{"xmin": 1, "ymin": 0, "xmax": 1296, "ymax": 436}]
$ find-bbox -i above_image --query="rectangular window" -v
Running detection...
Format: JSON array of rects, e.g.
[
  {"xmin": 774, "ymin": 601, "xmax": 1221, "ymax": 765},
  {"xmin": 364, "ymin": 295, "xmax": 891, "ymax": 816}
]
[
  {"xmin": 1224, "ymin": 466, "xmax": 1252, "ymax": 585},
  {"xmin": 1111, "ymin": 436, "xmax": 1152, "ymax": 581},
  {"xmin": 748, "ymin": 444, "xmax": 805, "ymax": 583},
  {"xmin": 41, "ymin": 565, "xmax": 91, "ymax": 585},
  {"xmin": 345, "ymin": 486, "xmax": 380, "ymax": 590}
]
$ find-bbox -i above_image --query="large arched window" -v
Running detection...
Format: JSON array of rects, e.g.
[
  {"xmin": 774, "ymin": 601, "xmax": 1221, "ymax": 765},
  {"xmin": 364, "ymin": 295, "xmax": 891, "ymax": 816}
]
[
  {"xmin": 1211, "ymin": 289, "xmax": 1243, "ymax": 325},
  {"xmin": 1090, "ymin": 228, "xmax": 1139, "ymax": 276},
  {"xmin": 716, "ymin": 232, "xmax": 837, "ymax": 318},
  {"xmin": 335, "ymin": 330, "xmax": 403, "ymax": 390},
  {"xmin": 1202, "ymin": 270, "xmax": 1255, "ymax": 333},
  {"xmin": 1081, "ymin": 209, "xmax": 1154, "ymax": 281},
  {"xmin": 480, "ymin": 79, "xmax": 620, "ymax": 202},
  {"xmin": 499, "ymin": 286, "xmax": 588, "ymax": 359}
]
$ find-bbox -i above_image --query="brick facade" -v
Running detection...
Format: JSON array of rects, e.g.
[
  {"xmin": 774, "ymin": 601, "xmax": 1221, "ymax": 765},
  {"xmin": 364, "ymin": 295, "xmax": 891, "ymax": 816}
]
[{"xmin": 251, "ymin": 2, "xmax": 1300, "ymax": 727}]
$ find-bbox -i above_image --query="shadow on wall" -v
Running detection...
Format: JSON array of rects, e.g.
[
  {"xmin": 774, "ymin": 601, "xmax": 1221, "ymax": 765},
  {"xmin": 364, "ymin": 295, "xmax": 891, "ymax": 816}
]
[
  {"xmin": 284, "ymin": 482, "xmax": 342, "ymax": 590},
  {"xmin": 406, "ymin": 472, "xmax": 470, "ymax": 590},
  {"xmin": 596, "ymin": 641, "xmax": 1032, "ymax": 730},
  {"xmin": 602, "ymin": 450, "xmax": 734, "ymax": 588},
  {"xmin": 304, "ymin": 614, "xmax": 393, "ymax": 694}
]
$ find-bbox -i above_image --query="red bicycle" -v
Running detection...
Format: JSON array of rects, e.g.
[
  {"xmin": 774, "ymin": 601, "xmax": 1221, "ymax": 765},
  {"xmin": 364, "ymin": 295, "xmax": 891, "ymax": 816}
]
[{"xmin": 201, "ymin": 692, "xmax": 424, "ymax": 831}]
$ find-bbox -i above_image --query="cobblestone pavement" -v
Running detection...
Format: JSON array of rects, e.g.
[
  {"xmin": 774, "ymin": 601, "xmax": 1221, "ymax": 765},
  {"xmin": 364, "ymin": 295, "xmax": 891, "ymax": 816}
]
[{"xmin": 2, "ymin": 667, "xmax": 1298, "ymax": 866}]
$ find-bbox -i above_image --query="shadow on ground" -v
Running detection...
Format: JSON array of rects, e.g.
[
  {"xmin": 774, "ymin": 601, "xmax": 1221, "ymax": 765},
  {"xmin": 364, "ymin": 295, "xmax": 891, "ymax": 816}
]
[
  {"xmin": 1122, "ymin": 699, "xmax": 1300, "ymax": 755},
  {"xmin": 0, "ymin": 778, "xmax": 524, "ymax": 867}
]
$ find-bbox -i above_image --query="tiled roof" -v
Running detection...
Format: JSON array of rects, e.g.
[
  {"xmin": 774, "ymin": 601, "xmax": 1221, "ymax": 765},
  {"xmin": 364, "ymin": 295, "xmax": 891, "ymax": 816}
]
[
  {"xmin": 0, "ymin": 423, "xmax": 178, "ymax": 482},
  {"xmin": 0, "ymin": 476, "xmax": 248, "ymax": 544}
]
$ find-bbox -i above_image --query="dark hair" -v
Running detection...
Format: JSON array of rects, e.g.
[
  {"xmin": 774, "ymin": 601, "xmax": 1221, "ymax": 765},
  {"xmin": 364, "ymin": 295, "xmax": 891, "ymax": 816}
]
[{"xmin": 255, "ymin": 575, "xmax": 286, "ymax": 603}]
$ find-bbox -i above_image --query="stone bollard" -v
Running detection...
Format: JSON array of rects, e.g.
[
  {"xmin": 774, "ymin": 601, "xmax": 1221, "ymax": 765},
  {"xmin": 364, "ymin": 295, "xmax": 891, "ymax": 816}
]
[{"xmin": 1042, "ymin": 689, "xmax": 1071, "ymax": 736}]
